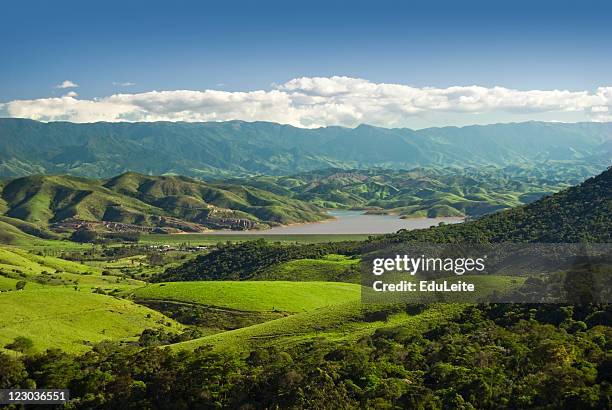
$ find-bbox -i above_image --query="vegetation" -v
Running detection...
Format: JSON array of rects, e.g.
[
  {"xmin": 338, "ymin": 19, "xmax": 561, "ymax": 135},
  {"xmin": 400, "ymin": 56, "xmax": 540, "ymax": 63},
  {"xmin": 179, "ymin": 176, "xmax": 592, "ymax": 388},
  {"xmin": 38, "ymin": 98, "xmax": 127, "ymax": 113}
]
[
  {"xmin": 1, "ymin": 119, "xmax": 609, "ymax": 177},
  {"xmin": 128, "ymin": 281, "xmax": 360, "ymax": 313},
  {"xmin": 154, "ymin": 239, "xmax": 360, "ymax": 282},
  {"xmin": 0, "ymin": 172, "xmax": 328, "ymax": 243},
  {"xmin": 2, "ymin": 304, "xmax": 609, "ymax": 409},
  {"xmin": 0, "ymin": 246, "xmax": 144, "ymax": 291},
  {"xmin": 139, "ymin": 232, "xmax": 371, "ymax": 245},
  {"xmin": 225, "ymin": 163, "xmax": 604, "ymax": 218},
  {"xmin": 370, "ymin": 166, "xmax": 612, "ymax": 244},
  {"xmin": 0, "ymin": 288, "xmax": 182, "ymax": 353},
  {"xmin": 0, "ymin": 160, "xmax": 609, "ymax": 408},
  {"xmin": 257, "ymin": 254, "xmax": 361, "ymax": 282}
]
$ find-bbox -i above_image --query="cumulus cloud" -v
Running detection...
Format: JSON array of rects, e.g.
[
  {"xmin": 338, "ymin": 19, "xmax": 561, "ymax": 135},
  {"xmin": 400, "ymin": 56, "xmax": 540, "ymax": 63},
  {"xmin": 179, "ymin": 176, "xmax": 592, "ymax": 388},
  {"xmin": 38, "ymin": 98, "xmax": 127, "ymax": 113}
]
[
  {"xmin": 6, "ymin": 76, "xmax": 612, "ymax": 127},
  {"xmin": 54, "ymin": 80, "xmax": 79, "ymax": 89}
]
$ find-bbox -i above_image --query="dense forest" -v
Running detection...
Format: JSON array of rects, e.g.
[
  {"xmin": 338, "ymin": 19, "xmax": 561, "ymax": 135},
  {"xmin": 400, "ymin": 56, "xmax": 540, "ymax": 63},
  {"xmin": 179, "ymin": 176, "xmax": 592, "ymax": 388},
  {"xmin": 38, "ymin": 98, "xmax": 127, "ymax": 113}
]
[{"xmin": 2, "ymin": 303, "xmax": 610, "ymax": 409}]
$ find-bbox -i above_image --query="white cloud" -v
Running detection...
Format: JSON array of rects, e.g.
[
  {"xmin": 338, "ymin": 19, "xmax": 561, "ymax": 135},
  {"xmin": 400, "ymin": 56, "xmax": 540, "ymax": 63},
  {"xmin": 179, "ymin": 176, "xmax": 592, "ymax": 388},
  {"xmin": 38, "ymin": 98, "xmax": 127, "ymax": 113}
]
[
  {"xmin": 6, "ymin": 76, "xmax": 612, "ymax": 127},
  {"xmin": 113, "ymin": 81, "xmax": 135, "ymax": 87},
  {"xmin": 54, "ymin": 80, "xmax": 79, "ymax": 89},
  {"xmin": 64, "ymin": 91, "xmax": 78, "ymax": 98}
]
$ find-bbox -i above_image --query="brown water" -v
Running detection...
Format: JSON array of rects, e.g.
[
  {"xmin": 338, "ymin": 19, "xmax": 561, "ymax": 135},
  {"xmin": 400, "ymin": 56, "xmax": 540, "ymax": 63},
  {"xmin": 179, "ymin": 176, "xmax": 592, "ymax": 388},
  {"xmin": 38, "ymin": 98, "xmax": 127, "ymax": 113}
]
[{"xmin": 206, "ymin": 210, "xmax": 464, "ymax": 235}]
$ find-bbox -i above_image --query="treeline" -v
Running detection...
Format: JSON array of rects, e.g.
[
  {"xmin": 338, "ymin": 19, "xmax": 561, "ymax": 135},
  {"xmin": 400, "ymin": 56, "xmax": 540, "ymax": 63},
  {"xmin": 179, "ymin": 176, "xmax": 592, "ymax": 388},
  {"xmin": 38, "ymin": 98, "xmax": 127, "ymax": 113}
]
[
  {"xmin": 154, "ymin": 239, "xmax": 360, "ymax": 282},
  {"xmin": 2, "ymin": 303, "xmax": 610, "ymax": 409}
]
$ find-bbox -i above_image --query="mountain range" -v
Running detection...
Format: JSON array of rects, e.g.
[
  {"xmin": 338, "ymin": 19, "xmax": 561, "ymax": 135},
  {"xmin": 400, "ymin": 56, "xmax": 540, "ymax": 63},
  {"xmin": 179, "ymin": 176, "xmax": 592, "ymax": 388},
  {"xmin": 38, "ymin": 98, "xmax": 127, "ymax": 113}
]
[{"xmin": 1, "ymin": 119, "xmax": 610, "ymax": 178}]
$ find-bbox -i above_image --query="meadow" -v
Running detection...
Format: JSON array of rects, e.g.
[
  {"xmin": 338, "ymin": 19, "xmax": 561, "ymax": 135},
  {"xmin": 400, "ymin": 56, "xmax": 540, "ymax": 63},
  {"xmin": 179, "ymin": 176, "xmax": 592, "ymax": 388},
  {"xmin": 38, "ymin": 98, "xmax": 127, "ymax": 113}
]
[
  {"xmin": 0, "ymin": 288, "xmax": 181, "ymax": 353},
  {"xmin": 128, "ymin": 280, "xmax": 361, "ymax": 313}
]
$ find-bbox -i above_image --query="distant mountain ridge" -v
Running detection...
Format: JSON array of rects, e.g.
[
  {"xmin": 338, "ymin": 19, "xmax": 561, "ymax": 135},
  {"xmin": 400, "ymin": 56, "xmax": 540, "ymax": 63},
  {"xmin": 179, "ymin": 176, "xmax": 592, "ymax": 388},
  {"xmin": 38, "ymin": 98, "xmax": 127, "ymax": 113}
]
[{"xmin": 0, "ymin": 119, "xmax": 610, "ymax": 178}]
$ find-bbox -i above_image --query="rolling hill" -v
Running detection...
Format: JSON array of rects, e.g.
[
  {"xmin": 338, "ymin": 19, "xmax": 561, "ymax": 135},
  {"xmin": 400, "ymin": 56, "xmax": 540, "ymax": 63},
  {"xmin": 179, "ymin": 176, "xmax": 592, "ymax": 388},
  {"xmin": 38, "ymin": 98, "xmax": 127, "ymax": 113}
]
[
  {"xmin": 0, "ymin": 288, "xmax": 182, "ymax": 353},
  {"xmin": 224, "ymin": 164, "xmax": 602, "ymax": 218},
  {"xmin": 0, "ymin": 172, "xmax": 328, "ymax": 238},
  {"xmin": 0, "ymin": 119, "xmax": 610, "ymax": 178}
]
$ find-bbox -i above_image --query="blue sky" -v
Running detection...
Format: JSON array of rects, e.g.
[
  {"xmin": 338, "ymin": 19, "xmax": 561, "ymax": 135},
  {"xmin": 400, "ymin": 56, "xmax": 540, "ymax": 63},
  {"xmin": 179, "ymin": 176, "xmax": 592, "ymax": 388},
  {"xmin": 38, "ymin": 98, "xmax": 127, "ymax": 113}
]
[{"xmin": 1, "ymin": 0, "xmax": 611, "ymax": 128}]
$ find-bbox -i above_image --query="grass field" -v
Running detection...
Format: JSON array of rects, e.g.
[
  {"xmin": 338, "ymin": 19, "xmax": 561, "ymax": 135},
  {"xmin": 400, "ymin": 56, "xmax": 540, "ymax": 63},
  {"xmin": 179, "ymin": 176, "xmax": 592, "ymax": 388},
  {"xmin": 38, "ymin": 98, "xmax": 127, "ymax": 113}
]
[
  {"xmin": 0, "ymin": 288, "xmax": 182, "ymax": 353},
  {"xmin": 140, "ymin": 233, "xmax": 371, "ymax": 245},
  {"xmin": 127, "ymin": 281, "xmax": 361, "ymax": 313}
]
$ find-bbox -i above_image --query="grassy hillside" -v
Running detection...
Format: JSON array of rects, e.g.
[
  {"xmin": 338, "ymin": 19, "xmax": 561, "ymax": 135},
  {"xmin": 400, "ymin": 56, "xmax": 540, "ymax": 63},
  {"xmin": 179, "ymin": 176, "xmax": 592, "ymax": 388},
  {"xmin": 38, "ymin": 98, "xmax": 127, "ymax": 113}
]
[
  {"xmin": 257, "ymin": 254, "xmax": 360, "ymax": 282},
  {"xmin": 154, "ymin": 239, "xmax": 360, "ymax": 282},
  {"xmin": 128, "ymin": 281, "xmax": 360, "ymax": 313},
  {"xmin": 0, "ymin": 246, "xmax": 143, "ymax": 291},
  {"xmin": 0, "ymin": 172, "xmax": 328, "ymax": 240},
  {"xmin": 0, "ymin": 119, "xmax": 609, "ymax": 177},
  {"xmin": 173, "ymin": 302, "xmax": 466, "ymax": 352},
  {"xmin": 0, "ymin": 288, "xmax": 182, "ymax": 353}
]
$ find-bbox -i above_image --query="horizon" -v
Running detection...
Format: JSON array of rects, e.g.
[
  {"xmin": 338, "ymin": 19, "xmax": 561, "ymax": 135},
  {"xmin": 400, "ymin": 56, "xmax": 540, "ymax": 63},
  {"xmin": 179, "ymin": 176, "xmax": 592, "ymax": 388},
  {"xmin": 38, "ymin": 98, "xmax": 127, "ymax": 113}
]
[{"xmin": 2, "ymin": 116, "xmax": 611, "ymax": 132}]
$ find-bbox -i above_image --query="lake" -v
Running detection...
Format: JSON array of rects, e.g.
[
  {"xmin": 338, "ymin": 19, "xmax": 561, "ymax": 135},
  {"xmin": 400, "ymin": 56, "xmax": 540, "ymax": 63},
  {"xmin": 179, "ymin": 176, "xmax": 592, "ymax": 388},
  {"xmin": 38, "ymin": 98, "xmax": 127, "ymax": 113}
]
[{"xmin": 205, "ymin": 210, "xmax": 464, "ymax": 235}]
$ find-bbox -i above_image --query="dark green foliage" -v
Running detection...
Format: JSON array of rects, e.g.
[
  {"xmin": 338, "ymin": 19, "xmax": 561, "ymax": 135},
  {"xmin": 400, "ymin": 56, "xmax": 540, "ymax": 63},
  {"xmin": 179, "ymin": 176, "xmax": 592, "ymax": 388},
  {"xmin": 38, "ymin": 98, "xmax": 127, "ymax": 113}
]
[
  {"xmin": 5, "ymin": 336, "xmax": 34, "ymax": 353},
  {"xmin": 15, "ymin": 280, "xmax": 26, "ymax": 290},
  {"xmin": 2, "ymin": 304, "xmax": 610, "ymax": 409},
  {"xmin": 154, "ymin": 239, "xmax": 360, "ymax": 281},
  {"xmin": 137, "ymin": 328, "xmax": 204, "ymax": 346},
  {"xmin": 70, "ymin": 229, "xmax": 99, "ymax": 243}
]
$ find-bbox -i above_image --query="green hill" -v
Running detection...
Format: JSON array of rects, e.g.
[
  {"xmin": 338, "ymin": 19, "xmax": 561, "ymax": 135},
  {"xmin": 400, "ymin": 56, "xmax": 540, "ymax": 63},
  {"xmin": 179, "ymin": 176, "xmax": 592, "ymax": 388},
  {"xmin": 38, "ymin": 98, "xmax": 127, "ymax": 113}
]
[
  {"xmin": 0, "ymin": 172, "xmax": 327, "ymax": 239},
  {"xmin": 129, "ymin": 281, "xmax": 360, "ymax": 313},
  {"xmin": 172, "ymin": 302, "xmax": 465, "ymax": 352},
  {"xmin": 127, "ymin": 280, "xmax": 361, "ymax": 334},
  {"xmin": 0, "ymin": 288, "xmax": 182, "ymax": 353},
  {"xmin": 0, "ymin": 119, "xmax": 609, "ymax": 178},
  {"xmin": 0, "ymin": 246, "xmax": 144, "ymax": 291},
  {"xmin": 153, "ymin": 239, "xmax": 359, "ymax": 282}
]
